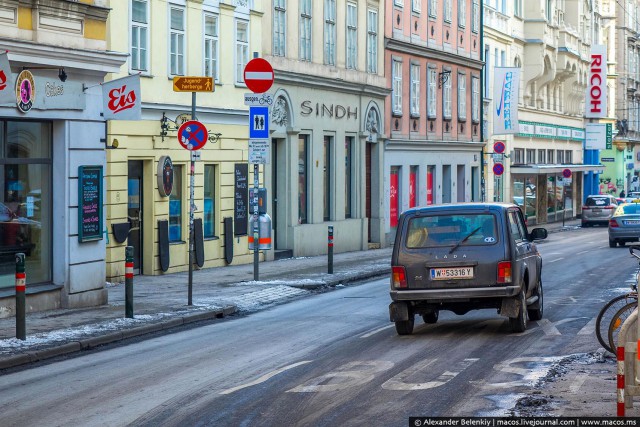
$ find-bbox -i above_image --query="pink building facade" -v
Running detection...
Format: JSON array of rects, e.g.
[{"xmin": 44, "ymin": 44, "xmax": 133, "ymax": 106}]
[{"xmin": 384, "ymin": 0, "xmax": 484, "ymax": 242}]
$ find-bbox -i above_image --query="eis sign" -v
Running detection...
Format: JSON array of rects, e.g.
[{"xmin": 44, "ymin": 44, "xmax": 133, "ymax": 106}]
[{"xmin": 585, "ymin": 45, "xmax": 607, "ymax": 118}]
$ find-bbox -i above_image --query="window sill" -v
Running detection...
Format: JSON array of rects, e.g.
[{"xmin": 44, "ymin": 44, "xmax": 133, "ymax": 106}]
[
  {"xmin": 392, "ymin": 111, "xmax": 403, "ymax": 118},
  {"xmin": 0, "ymin": 282, "xmax": 63, "ymax": 299},
  {"xmin": 169, "ymin": 240, "xmax": 186, "ymax": 245},
  {"xmin": 205, "ymin": 236, "xmax": 220, "ymax": 241}
]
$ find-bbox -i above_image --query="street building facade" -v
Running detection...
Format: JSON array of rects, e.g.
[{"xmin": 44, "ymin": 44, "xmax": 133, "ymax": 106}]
[
  {"xmin": 262, "ymin": 0, "xmax": 388, "ymax": 255},
  {"xmin": 105, "ymin": 0, "xmax": 264, "ymax": 281},
  {"xmin": 0, "ymin": 0, "xmax": 126, "ymax": 317},
  {"xmin": 384, "ymin": 0, "xmax": 484, "ymax": 243}
]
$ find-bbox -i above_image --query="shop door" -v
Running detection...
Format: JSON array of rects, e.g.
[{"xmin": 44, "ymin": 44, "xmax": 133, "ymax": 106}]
[
  {"xmin": 271, "ymin": 139, "xmax": 279, "ymax": 249},
  {"xmin": 127, "ymin": 161, "xmax": 143, "ymax": 274},
  {"xmin": 366, "ymin": 143, "xmax": 372, "ymax": 242}
]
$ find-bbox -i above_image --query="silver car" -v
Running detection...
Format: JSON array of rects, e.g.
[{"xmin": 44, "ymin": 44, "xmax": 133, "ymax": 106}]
[
  {"xmin": 582, "ymin": 195, "xmax": 618, "ymax": 227},
  {"xmin": 608, "ymin": 203, "xmax": 640, "ymax": 247}
]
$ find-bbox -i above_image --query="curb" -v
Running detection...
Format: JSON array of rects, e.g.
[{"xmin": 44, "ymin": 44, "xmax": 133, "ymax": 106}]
[{"xmin": 0, "ymin": 305, "xmax": 237, "ymax": 371}]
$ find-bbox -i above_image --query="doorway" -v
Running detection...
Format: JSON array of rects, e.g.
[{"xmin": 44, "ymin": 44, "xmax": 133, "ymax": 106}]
[
  {"xmin": 366, "ymin": 143, "xmax": 372, "ymax": 242},
  {"xmin": 127, "ymin": 161, "xmax": 143, "ymax": 274}
]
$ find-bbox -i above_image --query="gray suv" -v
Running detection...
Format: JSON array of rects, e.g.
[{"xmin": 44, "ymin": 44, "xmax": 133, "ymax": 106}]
[
  {"xmin": 389, "ymin": 203, "xmax": 548, "ymax": 335},
  {"xmin": 581, "ymin": 195, "xmax": 618, "ymax": 227}
]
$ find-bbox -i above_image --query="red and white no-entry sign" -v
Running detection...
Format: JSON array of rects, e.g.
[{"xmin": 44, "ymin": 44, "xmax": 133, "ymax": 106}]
[{"xmin": 243, "ymin": 58, "xmax": 274, "ymax": 94}]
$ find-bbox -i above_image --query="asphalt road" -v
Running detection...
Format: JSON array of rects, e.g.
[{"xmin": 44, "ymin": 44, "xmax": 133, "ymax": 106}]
[{"xmin": 0, "ymin": 227, "xmax": 633, "ymax": 426}]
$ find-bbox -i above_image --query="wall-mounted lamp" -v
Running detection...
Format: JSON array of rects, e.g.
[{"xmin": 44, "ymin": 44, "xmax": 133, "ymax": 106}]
[
  {"xmin": 23, "ymin": 66, "xmax": 68, "ymax": 82},
  {"xmin": 108, "ymin": 138, "xmax": 119, "ymax": 149},
  {"xmin": 438, "ymin": 70, "xmax": 451, "ymax": 88},
  {"xmin": 58, "ymin": 68, "xmax": 67, "ymax": 82},
  {"xmin": 208, "ymin": 132, "xmax": 222, "ymax": 143},
  {"xmin": 160, "ymin": 112, "xmax": 179, "ymax": 142}
]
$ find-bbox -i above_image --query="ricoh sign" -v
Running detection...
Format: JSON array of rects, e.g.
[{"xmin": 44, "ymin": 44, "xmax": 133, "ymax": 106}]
[{"xmin": 585, "ymin": 45, "xmax": 607, "ymax": 118}]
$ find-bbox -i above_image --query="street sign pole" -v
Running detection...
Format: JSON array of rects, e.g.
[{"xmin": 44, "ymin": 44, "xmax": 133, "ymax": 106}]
[
  {"xmin": 189, "ymin": 92, "xmax": 196, "ymax": 306},
  {"xmin": 253, "ymin": 162, "xmax": 259, "ymax": 281}
]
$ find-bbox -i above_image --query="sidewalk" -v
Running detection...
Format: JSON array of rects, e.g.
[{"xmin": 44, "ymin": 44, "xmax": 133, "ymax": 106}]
[{"xmin": 0, "ymin": 218, "xmax": 583, "ymax": 372}]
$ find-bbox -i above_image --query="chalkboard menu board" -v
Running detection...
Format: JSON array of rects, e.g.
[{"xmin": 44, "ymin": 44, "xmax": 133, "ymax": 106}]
[
  {"xmin": 78, "ymin": 165, "xmax": 103, "ymax": 242},
  {"xmin": 234, "ymin": 163, "xmax": 248, "ymax": 236}
]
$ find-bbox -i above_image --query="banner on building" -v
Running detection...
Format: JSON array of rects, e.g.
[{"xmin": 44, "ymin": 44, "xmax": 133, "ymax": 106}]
[
  {"xmin": 493, "ymin": 67, "xmax": 520, "ymax": 135},
  {"xmin": 409, "ymin": 170, "xmax": 416, "ymax": 208},
  {"xmin": 390, "ymin": 171, "xmax": 399, "ymax": 228},
  {"xmin": 427, "ymin": 170, "xmax": 433, "ymax": 205},
  {"xmin": 0, "ymin": 51, "xmax": 14, "ymax": 105},
  {"xmin": 102, "ymin": 74, "xmax": 141, "ymax": 120},
  {"xmin": 585, "ymin": 45, "xmax": 607, "ymax": 118}
]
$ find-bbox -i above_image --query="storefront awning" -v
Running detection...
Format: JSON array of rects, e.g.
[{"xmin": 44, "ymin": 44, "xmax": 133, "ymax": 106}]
[{"xmin": 510, "ymin": 164, "xmax": 605, "ymax": 174}]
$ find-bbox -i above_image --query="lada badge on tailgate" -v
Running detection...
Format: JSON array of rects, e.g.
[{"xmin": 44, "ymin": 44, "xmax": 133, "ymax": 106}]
[{"xmin": 433, "ymin": 254, "xmax": 467, "ymax": 259}]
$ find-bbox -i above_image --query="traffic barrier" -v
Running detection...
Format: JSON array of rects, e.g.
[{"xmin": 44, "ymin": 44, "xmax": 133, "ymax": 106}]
[
  {"xmin": 617, "ymin": 307, "xmax": 640, "ymax": 416},
  {"xmin": 15, "ymin": 253, "xmax": 26, "ymax": 340},
  {"xmin": 125, "ymin": 246, "xmax": 134, "ymax": 318}
]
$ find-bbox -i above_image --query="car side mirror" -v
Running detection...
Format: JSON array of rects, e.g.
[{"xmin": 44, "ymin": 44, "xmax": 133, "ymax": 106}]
[{"xmin": 529, "ymin": 227, "xmax": 548, "ymax": 241}]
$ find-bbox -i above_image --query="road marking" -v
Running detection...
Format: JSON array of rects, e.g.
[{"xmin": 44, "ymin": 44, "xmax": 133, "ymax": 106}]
[
  {"xmin": 287, "ymin": 361, "xmax": 394, "ymax": 393},
  {"xmin": 511, "ymin": 317, "xmax": 588, "ymax": 336},
  {"xmin": 360, "ymin": 325, "xmax": 394, "ymax": 338},
  {"xmin": 382, "ymin": 358, "xmax": 479, "ymax": 390},
  {"xmin": 219, "ymin": 361, "xmax": 312, "ymax": 395},
  {"xmin": 471, "ymin": 356, "xmax": 563, "ymax": 389},
  {"xmin": 577, "ymin": 317, "xmax": 596, "ymax": 335},
  {"xmin": 569, "ymin": 373, "xmax": 589, "ymax": 393},
  {"xmin": 547, "ymin": 257, "xmax": 565, "ymax": 263},
  {"xmin": 577, "ymin": 250, "xmax": 590, "ymax": 255}
]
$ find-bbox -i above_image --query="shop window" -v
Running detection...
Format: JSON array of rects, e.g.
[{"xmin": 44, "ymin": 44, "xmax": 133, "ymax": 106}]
[
  {"xmin": 204, "ymin": 165, "xmax": 217, "ymax": 238},
  {"xmin": 169, "ymin": 164, "xmax": 183, "ymax": 242},
  {"xmin": 298, "ymin": 135, "xmax": 309, "ymax": 224},
  {"xmin": 324, "ymin": 135, "xmax": 333, "ymax": 221},
  {"xmin": 345, "ymin": 136, "xmax": 353, "ymax": 218},
  {"xmin": 0, "ymin": 121, "xmax": 52, "ymax": 289}
]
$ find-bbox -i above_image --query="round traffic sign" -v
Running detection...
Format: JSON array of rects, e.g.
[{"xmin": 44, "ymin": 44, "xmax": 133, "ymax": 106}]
[
  {"xmin": 243, "ymin": 58, "xmax": 274, "ymax": 94},
  {"xmin": 493, "ymin": 163, "xmax": 504, "ymax": 176},
  {"xmin": 562, "ymin": 168, "xmax": 572, "ymax": 178},
  {"xmin": 178, "ymin": 120, "xmax": 208, "ymax": 151},
  {"xmin": 493, "ymin": 141, "xmax": 506, "ymax": 154}
]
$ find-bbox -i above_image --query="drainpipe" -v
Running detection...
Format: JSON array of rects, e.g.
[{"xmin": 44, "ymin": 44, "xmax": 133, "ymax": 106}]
[{"xmin": 480, "ymin": 0, "xmax": 486, "ymax": 202}]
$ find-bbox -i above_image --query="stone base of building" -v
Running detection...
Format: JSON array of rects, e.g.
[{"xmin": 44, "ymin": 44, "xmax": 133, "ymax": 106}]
[
  {"xmin": 0, "ymin": 286, "xmax": 62, "ymax": 319},
  {"xmin": 63, "ymin": 288, "xmax": 108, "ymax": 310}
]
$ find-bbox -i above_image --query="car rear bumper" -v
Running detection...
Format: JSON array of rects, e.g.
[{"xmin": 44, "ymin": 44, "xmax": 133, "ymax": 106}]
[
  {"xmin": 609, "ymin": 229, "xmax": 640, "ymax": 240},
  {"xmin": 390, "ymin": 285, "xmax": 520, "ymax": 301}
]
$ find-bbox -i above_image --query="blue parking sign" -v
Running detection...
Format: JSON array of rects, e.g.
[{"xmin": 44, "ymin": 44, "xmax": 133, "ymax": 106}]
[{"xmin": 249, "ymin": 106, "xmax": 269, "ymax": 139}]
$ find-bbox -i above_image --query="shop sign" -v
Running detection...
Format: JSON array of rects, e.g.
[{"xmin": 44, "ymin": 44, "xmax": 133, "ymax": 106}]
[
  {"xmin": 585, "ymin": 124, "xmax": 607, "ymax": 150},
  {"xmin": 557, "ymin": 128, "xmax": 571, "ymax": 139},
  {"xmin": 519, "ymin": 123, "xmax": 535, "ymax": 135},
  {"xmin": 572, "ymin": 129, "xmax": 585, "ymax": 139},
  {"xmin": 78, "ymin": 165, "xmax": 103, "ymax": 242},
  {"xmin": 157, "ymin": 156, "xmax": 173, "ymax": 197},
  {"xmin": 300, "ymin": 101, "xmax": 358, "ymax": 120},
  {"xmin": 0, "ymin": 52, "xmax": 14, "ymax": 104},
  {"xmin": 15, "ymin": 70, "xmax": 35, "ymax": 113},
  {"xmin": 585, "ymin": 45, "xmax": 607, "ymax": 118},
  {"xmin": 601, "ymin": 157, "xmax": 615, "ymax": 162},
  {"xmin": 535, "ymin": 124, "xmax": 556, "ymax": 137}
]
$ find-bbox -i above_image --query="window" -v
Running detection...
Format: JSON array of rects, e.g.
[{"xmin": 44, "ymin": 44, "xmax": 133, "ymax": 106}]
[
  {"xmin": 471, "ymin": 76, "xmax": 479, "ymax": 122},
  {"xmin": 273, "ymin": 0, "xmax": 286, "ymax": 56},
  {"xmin": 169, "ymin": 164, "xmax": 183, "ymax": 242},
  {"xmin": 458, "ymin": 0, "xmax": 465, "ymax": 27},
  {"xmin": 169, "ymin": 6, "xmax": 185, "ymax": 76},
  {"xmin": 300, "ymin": 0, "xmax": 312, "ymax": 61},
  {"xmin": 547, "ymin": 149, "xmax": 554, "ymax": 164},
  {"xmin": 411, "ymin": 64, "xmax": 420, "ymax": 117},
  {"xmin": 538, "ymin": 149, "xmax": 546, "ymax": 164},
  {"xmin": 131, "ymin": 0, "xmax": 149, "ymax": 72},
  {"xmin": 428, "ymin": 68, "xmax": 437, "ymax": 118},
  {"xmin": 394, "ymin": 0, "xmax": 403, "ymax": 6},
  {"xmin": 204, "ymin": 165, "xmax": 216, "ymax": 238},
  {"xmin": 345, "ymin": 137, "xmax": 353, "ymax": 218},
  {"xmin": 508, "ymin": 210, "xmax": 525, "ymax": 242},
  {"xmin": 298, "ymin": 136, "xmax": 309, "ymax": 224},
  {"xmin": 236, "ymin": 20, "xmax": 249, "ymax": 84},
  {"xmin": 324, "ymin": 136, "xmax": 333, "ymax": 221},
  {"xmin": 526, "ymin": 149, "xmax": 535, "ymax": 164},
  {"xmin": 557, "ymin": 150, "xmax": 564, "ymax": 164},
  {"xmin": 412, "ymin": 0, "xmax": 421, "ymax": 13},
  {"xmin": 443, "ymin": 69, "xmax": 452, "ymax": 119},
  {"xmin": 367, "ymin": 9, "xmax": 378, "ymax": 73},
  {"xmin": 429, "ymin": 0, "xmax": 437, "ymax": 18},
  {"xmin": 392, "ymin": 60, "xmax": 403, "ymax": 115},
  {"xmin": 472, "ymin": 0, "xmax": 479, "ymax": 32},
  {"xmin": 565, "ymin": 150, "xmax": 572, "ymax": 163},
  {"xmin": 483, "ymin": 45, "xmax": 490, "ymax": 97},
  {"xmin": 324, "ymin": 0, "xmax": 336, "ymax": 65},
  {"xmin": 346, "ymin": 3, "xmax": 357, "ymax": 69},
  {"xmin": 546, "ymin": 0, "xmax": 552, "ymax": 22},
  {"xmin": 513, "ymin": 148, "xmax": 524, "ymax": 163},
  {"xmin": 457, "ymin": 73, "xmax": 466, "ymax": 120},
  {"xmin": 204, "ymin": 14, "xmax": 219, "ymax": 81},
  {"xmin": 444, "ymin": 0, "xmax": 451, "ymax": 22}
]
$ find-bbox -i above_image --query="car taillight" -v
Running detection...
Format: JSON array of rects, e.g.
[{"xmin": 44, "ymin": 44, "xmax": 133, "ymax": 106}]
[
  {"xmin": 392, "ymin": 266, "xmax": 407, "ymax": 288},
  {"xmin": 582, "ymin": 206, "xmax": 591, "ymax": 210},
  {"xmin": 605, "ymin": 206, "xmax": 614, "ymax": 210},
  {"xmin": 497, "ymin": 261, "xmax": 512, "ymax": 284},
  {"xmin": 609, "ymin": 219, "xmax": 619, "ymax": 228}
]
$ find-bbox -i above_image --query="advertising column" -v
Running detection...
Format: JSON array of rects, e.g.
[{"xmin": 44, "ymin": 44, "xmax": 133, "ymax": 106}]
[{"xmin": 584, "ymin": 45, "xmax": 608, "ymax": 198}]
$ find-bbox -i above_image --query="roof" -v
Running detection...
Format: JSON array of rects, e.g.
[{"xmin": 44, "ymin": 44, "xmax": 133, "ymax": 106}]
[{"xmin": 403, "ymin": 203, "xmax": 518, "ymax": 215}]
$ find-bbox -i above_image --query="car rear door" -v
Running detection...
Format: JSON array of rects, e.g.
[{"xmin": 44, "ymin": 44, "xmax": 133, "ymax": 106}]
[{"xmin": 507, "ymin": 208, "xmax": 534, "ymax": 289}]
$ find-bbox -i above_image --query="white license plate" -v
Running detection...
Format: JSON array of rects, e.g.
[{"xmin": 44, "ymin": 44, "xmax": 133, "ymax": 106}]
[
  {"xmin": 430, "ymin": 267, "xmax": 474, "ymax": 280},
  {"xmin": 592, "ymin": 208, "xmax": 602, "ymax": 213},
  {"xmin": 624, "ymin": 220, "xmax": 640, "ymax": 225}
]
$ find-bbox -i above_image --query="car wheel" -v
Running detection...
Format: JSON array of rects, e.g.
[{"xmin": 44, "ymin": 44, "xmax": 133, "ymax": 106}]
[
  {"xmin": 395, "ymin": 317, "xmax": 414, "ymax": 335},
  {"xmin": 527, "ymin": 279, "xmax": 543, "ymax": 321},
  {"xmin": 609, "ymin": 239, "xmax": 617, "ymax": 248},
  {"xmin": 619, "ymin": 241, "xmax": 626, "ymax": 247},
  {"xmin": 422, "ymin": 310, "xmax": 439, "ymax": 324},
  {"xmin": 582, "ymin": 222, "xmax": 590, "ymax": 228},
  {"xmin": 509, "ymin": 288, "xmax": 528, "ymax": 333}
]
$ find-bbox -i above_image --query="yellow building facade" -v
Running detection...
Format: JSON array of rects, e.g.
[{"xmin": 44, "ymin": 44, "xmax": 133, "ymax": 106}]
[{"xmin": 105, "ymin": 0, "xmax": 263, "ymax": 281}]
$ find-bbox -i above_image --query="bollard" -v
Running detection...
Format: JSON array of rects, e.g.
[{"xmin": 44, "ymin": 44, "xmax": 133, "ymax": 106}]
[
  {"xmin": 125, "ymin": 246, "xmax": 134, "ymax": 318},
  {"xmin": 328, "ymin": 226, "xmax": 334, "ymax": 274},
  {"xmin": 15, "ymin": 253, "xmax": 26, "ymax": 340}
]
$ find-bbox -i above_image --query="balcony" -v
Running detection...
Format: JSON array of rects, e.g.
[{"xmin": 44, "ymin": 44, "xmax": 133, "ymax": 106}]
[{"xmin": 483, "ymin": 6, "xmax": 509, "ymax": 36}]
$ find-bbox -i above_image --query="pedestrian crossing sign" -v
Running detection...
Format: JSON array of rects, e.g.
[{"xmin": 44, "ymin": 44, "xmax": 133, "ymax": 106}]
[{"xmin": 249, "ymin": 106, "xmax": 269, "ymax": 139}]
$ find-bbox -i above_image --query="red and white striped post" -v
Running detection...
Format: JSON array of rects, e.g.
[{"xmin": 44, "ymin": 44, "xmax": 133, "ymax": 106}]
[
  {"xmin": 125, "ymin": 246, "xmax": 134, "ymax": 318},
  {"xmin": 617, "ymin": 345, "xmax": 625, "ymax": 416},
  {"xmin": 15, "ymin": 253, "xmax": 26, "ymax": 340}
]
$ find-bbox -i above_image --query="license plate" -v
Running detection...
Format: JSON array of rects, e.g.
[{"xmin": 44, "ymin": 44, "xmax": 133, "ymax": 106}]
[
  {"xmin": 593, "ymin": 208, "xmax": 602, "ymax": 213},
  {"xmin": 624, "ymin": 220, "xmax": 640, "ymax": 225},
  {"xmin": 430, "ymin": 267, "xmax": 474, "ymax": 280}
]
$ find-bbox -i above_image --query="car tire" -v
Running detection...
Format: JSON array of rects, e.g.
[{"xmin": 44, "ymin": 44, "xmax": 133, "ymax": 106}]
[
  {"xmin": 395, "ymin": 317, "xmax": 414, "ymax": 335},
  {"xmin": 509, "ymin": 288, "xmax": 528, "ymax": 333},
  {"xmin": 527, "ymin": 279, "xmax": 543, "ymax": 321},
  {"xmin": 422, "ymin": 310, "xmax": 439, "ymax": 324},
  {"xmin": 609, "ymin": 239, "xmax": 617, "ymax": 248}
]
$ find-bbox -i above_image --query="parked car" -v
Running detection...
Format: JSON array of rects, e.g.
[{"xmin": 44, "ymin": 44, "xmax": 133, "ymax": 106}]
[
  {"xmin": 608, "ymin": 203, "xmax": 640, "ymax": 247},
  {"xmin": 582, "ymin": 195, "xmax": 618, "ymax": 227},
  {"xmin": 389, "ymin": 203, "xmax": 548, "ymax": 335}
]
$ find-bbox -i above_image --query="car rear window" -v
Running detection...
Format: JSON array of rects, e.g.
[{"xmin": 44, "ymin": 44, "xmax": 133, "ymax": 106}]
[
  {"xmin": 405, "ymin": 214, "xmax": 498, "ymax": 248},
  {"xmin": 621, "ymin": 204, "xmax": 640, "ymax": 215},
  {"xmin": 585, "ymin": 197, "xmax": 612, "ymax": 207}
]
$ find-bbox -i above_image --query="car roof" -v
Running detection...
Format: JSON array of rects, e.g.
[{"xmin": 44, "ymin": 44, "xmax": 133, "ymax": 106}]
[{"xmin": 403, "ymin": 203, "xmax": 517, "ymax": 215}]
